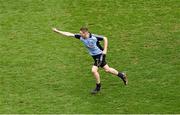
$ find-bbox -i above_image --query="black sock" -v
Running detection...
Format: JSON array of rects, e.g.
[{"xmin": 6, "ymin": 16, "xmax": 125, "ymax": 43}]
[
  {"xmin": 96, "ymin": 83, "xmax": 101, "ymax": 91},
  {"xmin": 117, "ymin": 72, "xmax": 124, "ymax": 79}
]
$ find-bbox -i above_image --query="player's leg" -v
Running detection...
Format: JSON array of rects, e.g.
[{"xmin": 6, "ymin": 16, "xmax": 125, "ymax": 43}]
[
  {"xmin": 91, "ymin": 65, "xmax": 101, "ymax": 94},
  {"xmin": 92, "ymin": 65, "xmax": 100, "ymax": 84},
  {"xmin": 103, "ymin": 64, "xmax": 128, "ymax": 85},
  {"xmin": 103, "ymin": 64, "xmax": 118, "ymax": 75}
]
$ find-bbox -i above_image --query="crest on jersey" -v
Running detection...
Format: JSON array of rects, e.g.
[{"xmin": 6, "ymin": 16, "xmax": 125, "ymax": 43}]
[{"xmin": 87, "ymin": 40, "xmax": 95, "ymax": 48}]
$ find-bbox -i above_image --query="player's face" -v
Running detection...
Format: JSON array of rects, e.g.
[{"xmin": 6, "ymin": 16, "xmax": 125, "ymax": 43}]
[{"xmin": 80, "ymin": 31, "xmax": 88, "ymax": 38}]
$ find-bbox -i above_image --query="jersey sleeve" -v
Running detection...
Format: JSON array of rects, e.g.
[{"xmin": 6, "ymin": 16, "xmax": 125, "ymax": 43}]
[
  {"xmin": 92, "ymin": 34, "xmax": 104, "ymax": 41},
  {"xmin": 74, "ymin": 34, "xmax": 81, "ymax": 39}
]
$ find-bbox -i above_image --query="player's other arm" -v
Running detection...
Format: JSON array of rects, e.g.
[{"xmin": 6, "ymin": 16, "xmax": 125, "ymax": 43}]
[
  {"xmin": 102, "ymin": 36, "xmax": 108, "ymax": 54},
  {"xmin": 93, "ymin": 34, "xmax": 108, "ymax": 54},
  {"xmin": 52, "ymin": 28, "xmax": 75, "ymax": 37}
]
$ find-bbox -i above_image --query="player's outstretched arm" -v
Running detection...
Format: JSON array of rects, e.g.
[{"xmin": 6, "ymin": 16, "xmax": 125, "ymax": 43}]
[{"xmin": 52, "ymin": 28, "xmax": 74, "ymax": 37}]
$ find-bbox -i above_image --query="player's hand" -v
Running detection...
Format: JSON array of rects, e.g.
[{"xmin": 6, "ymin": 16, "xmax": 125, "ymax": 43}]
[
  {"xmin": 102, "ymin": 50, "xmax": 107, "ymax": 55},
  {"xmin": 52, "ymin": 28, "xmax": 59, "ymax": 32}
]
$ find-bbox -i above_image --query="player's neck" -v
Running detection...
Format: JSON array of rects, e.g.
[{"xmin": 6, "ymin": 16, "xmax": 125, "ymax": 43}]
[{"xmin": 84, "ymin": 33, "xmax": 90, "ymax": 39}]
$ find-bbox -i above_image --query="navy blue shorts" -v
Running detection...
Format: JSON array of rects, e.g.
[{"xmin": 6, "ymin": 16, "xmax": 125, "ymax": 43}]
[{"xmin": 92, "ymin": 54, "xmax": 107, "ymax": 68}]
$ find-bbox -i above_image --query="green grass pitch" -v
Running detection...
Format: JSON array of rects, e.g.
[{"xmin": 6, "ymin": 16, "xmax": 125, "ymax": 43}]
[{"xmin": 0, "ymin": 0, "xmax": 180, "ymax": 113}]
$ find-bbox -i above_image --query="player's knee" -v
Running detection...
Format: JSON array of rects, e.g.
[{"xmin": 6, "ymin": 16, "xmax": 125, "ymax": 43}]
[{"xmin": 92, "ymin": 68, "xmax": 98, "ymax": 73}]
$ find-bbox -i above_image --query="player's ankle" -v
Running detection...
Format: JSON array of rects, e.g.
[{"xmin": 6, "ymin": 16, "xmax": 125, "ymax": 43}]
[
  {"xmin": 117, "ymin": 72, "xmax": 124, "ymax": 78},
  {"xmin": 96, "ymin": 83, "xmax": 101, "ymax": 91}
]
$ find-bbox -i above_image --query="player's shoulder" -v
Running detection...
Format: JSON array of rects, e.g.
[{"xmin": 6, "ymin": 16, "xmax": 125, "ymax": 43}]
[{"xmin": 92, "ymin": 33, "xmax": 104, "ymax": 41}]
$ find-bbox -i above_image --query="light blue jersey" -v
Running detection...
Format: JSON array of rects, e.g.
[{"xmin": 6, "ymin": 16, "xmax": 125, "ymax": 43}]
[{"xmin": 74, "ymin": 33, "xmax": 104, "ymax": 56}]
